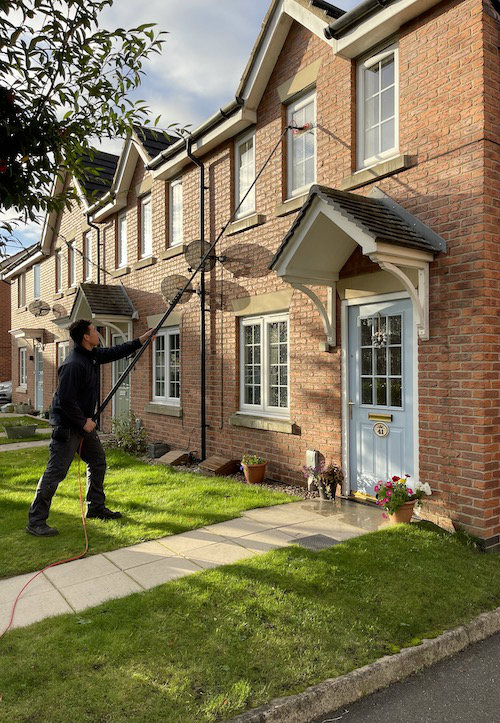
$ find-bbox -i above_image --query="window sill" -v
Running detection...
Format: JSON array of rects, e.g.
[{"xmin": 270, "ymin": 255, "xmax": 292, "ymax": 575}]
[
  {"xmin": 17, "ymin": 305, "xmax": 28, "ymax": 312},
  {"xmin": 159, "ymin": 244, "xmax": 186, "ymax": 261},
  {"xmin": 133, "ymin": 256, "xmax": 157, "ymax": 271},
  {"xmin": 54, "ymin": 292, "xmax": 64, "ymax": 300},
  {"xmin": 229, "ymin": 412, "xmax": 299, "ymax": 435},
  {"xmin": 66, "ymin": 287, "xmax": 77, "ymax": 295},
  {"xmin": 226, "ymin": 213, "xmax": 265, "ymax": 236},
  {"xmin": 144, "ymin": 402, "xmax": 182, "ymax": 418},
  {"xmin": 273, "ymin": 193, "xmax": 309, "ymax": 218},
  {"xmin": 111, "ymin": 266, "xmax": 131, "ymax": 278},
  {"xmin": 16, "ymin": 386, "xmax": 28, "ymax": 394},
  {"xmin": 340, "ymin": 154, "xmax": 413, "ymax": 191}
]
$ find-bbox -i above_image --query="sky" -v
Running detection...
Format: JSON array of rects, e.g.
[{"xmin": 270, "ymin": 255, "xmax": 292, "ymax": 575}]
[{"xmin": 3, "ymin": 0, "xmax": 357, "ymax": 257}]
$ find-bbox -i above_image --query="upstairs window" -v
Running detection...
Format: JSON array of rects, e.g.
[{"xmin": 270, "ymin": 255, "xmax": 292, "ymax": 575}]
[
  {"xmin": 169, "ymin": 179, "xmax": 183, "ymax": 246},
  {"xmin": 83, "ymin": 231, "xmax": 92, "ymax": 281},
  {"xmin": 235, "ymin": 130, "xmax": 255, "ymax": 218},
  {"xmin": 18, "ymin": 273, "xmax": 26, "ymax": 307},
  {"xmin": 68, "ymin": 240, "xmax": 76, "ymax": 287},
  {"xmin": 287, "ymin": 91, "xmax": 316, "ymax": 198},
  {"xmin": 240, "ymin": 313, "xmax": 289, "ymax": 418},
  {"xmin": 152, "ymin": 328, "xmax": 181, "ymax": 405},
  {"xmin": 117, "ymin": 211, "xmax": 127, "ymax": 268},
  {"xmin": 357, "ymin": 44, "xmax": 398, "ymax": 168},
  {"xmin": 55, "ymin": 250, "xmax": 62, "ymax": 293},
  {"xmin": 33, "ymin": 264, "xmax": 41, "ymax": 299},
  {"xmin": 139, "ymin": 194, "xmax": 152, "ymax": 258}
]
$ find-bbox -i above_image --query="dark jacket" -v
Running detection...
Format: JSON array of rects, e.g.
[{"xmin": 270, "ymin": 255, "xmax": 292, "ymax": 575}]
[{"xmin": 51, "ymin": 339, "xmax": 142, "ymax": 430}]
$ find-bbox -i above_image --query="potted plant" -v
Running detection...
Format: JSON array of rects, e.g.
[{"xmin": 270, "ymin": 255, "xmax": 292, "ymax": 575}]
[
  {"xmin": 303, "ymin": 461, "xmax": 344, "ymax": 500},
  {"xmin": 375, "ymin": 475, "xmax": 432, "ymax": 524},
  {"xmin": 241, "ymin": 453, "xmax": 267, "ymax": 484}
]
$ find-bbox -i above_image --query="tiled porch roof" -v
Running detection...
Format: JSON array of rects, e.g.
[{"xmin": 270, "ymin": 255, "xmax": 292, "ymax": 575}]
[{"xmin": 74, "ymin": 283, "xmax": 136, "ymax": 317}]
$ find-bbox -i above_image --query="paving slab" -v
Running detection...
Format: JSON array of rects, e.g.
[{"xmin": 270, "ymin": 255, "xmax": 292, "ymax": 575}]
[
  {"xmin": 103, "ymin": 541, "xmax": 181, "ymax": 571},
  {"xmin": 0, "ymin": 439, "xmax": 51, "ymax": 452},
  {"xmin": 124, "ymin": 556, "xmax": 202, "ymax": 589},
  {"xmin": 242, "ymin": 502, "xmax": 324, "ymax": 525},
  {"xmin": 201, "ymin": 517, "xmax": 278, "ymax": 538},
  {"xmin": 156, "ymin": 528, "xmax": 231, "ymax": 554},
  {"xmin": 187, "ymin": 541, "xmax": 257, "ymax": 568},
  {"xmin": 236, "ymin": 528, "xmax": 299, "ymax": 553},
  {"xmin": 0, "ymin": 570, "xmax": 54, "ymax": 604},
  {"xmin": 0, "ymin": 588, "xmax": 72, "ymax": 630},
  {"xmin": 43, "ymin": 553, "xmax": 119, "ymax": 587},
  {"xmin": 59, "ymin": 571, "xmax": 143, "ymax": 611}
]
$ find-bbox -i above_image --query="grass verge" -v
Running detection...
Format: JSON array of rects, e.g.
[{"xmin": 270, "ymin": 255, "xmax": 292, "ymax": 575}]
[
  {"xmin": 0, "ymin": 447, "xmax": 298, "ymax": 579},
  {"xmin": 1, "ymin": 525, "xmax": 499, "ymax": 722},
  {"xmin": 0, "ymin": 415, "xmax": 51, "ymax": 428}
]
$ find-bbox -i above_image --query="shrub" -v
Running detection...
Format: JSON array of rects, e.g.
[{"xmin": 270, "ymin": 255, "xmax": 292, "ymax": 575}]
[{"xmin": 111, "ymin": 411, "xmax": 147, "ymax": 455}]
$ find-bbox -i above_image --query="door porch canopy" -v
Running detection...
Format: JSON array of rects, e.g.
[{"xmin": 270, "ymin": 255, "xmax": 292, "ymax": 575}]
[{"xmin": 269, "ymin": 185, "xmax": 446, "ymax": 345}]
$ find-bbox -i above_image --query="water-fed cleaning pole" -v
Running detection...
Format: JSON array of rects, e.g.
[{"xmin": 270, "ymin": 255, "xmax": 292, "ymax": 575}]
[{"xmin": 94, "ymin": 124, "xmax": 305, "ymax": 421}]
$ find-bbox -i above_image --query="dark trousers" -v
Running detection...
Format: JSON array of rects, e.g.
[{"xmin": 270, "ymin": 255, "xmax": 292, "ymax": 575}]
[{"xmin": 28, "ymin": 427, "xmax": 107, "ymax": 526}]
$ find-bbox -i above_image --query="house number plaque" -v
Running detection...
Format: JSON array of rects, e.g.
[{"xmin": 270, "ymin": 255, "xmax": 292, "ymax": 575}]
[{"xmin": 373, "ymin": 422, "xmax": 389, "ymax": 438}]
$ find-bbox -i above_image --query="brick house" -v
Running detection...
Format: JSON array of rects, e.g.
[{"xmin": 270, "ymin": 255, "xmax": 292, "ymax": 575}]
[{"xmin": 2, "ymin": 0, "xmax": 499, "ymax": 548}]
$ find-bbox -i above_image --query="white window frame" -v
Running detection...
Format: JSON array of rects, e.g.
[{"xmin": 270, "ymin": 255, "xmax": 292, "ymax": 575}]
[
  {"xmin": 140, "ymin": 194, "xmax": 152, "ymax": 258},
  {"xmin": 18, "ymin": 273, "xmax": 26, "ymax": 307},
  {"xmin": 357, "ymin": 43, "xmax": 399, "ymax": 169},
  {"xmin": 57, "ymin": 341, "xmax": 70, "ymax": 368},
  {"xmin": 55, "ymin": 250, "xmax": 62, "ymax": 293},
  {"xmin": 286, "ymin": 90, "xmax": 316, "ymax": 199},
  {"xmin": 19, "ymin": 347, "xmax": 27, "ymax": 387},
  {"xmin": 169, "ymin": 179, "xmax": 183, "ymax": 247},
  {"xmin": 240, "ymin": 313, "xmax": 290, "ymax": 418},
  {"xmin": 152, "ymin": 327, "xmax": 181, "ymax": 406},
  {"xmin": 235, "ymin": 129, "xmax": 256, "ymax": 219},
  {"xmin": 33, "ymin": 264, "xmax": 41, "ymax": 299},
  {"xmin": 83, "ymin": 231, "xmax": 92, "ymax": 281},
  {"xmin": 68, "ymin": 240, "xmax": 76, "ymax": 288},
  {"xmin": 117, "ymin": 211, "xmax": 127, "ymax": 268}
]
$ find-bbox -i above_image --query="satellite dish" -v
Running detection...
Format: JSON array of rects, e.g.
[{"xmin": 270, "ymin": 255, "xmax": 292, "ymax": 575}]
[
  {"xmin": 160, "ymin": 275, "xmax": 195, "ymax": 305},
  {"xmin": 28, "ymin": 299, "xmax": 51, "ymax": 317},
  {"xmin": 52, "ymin": 304, "xmax": 68, "ymax": 319},
  {"xmin": 184, "ymin": 240, "xmax": 216, "ymax": 272}
]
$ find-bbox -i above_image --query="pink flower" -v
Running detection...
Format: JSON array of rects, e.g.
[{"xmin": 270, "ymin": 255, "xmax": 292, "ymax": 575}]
[
  {"xmin": 387, "ymin": 490, "xmax": 392, "ymax": 496},
  {"xmin": 407, "ymin": 488, "xmax": 413, "ymax": 495},
  {"xmin": 405, "ymin": 474, "xmax": 411, "ymax": 478},
  {"xmin": 387, "ymin": 482, "xmax": 393, "ymax": 489},
  {"xmin": 374, "ymin": 485, "xmax": 379, "ymax": 492},
  {"xmin": 392, "ymin": 475, "xmax": 400, "ymax": 482},
  {"xmin": 384, "ymin": 497, "xmax": 389, "ymax": 503}
]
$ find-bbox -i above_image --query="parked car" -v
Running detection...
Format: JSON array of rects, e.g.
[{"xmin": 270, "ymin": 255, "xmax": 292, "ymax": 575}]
[{"xmin": 0, "ymin": 381, "xmax": 12, "ymax": 403}]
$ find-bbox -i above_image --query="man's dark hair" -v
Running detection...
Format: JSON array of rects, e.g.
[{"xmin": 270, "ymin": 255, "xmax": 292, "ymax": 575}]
[{"xmin": 69, "ymin": 319, "xmax": 92, "ymax": 345}]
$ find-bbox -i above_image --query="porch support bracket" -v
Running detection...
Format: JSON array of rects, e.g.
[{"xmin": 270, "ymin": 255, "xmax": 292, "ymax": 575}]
[
  {"xmin": 290, "ymin": 282, "xmax": 336, "ymax": 349},
  {"xmin": 373, "ymin": 258, "xmax": 430, "ymax": 341}
]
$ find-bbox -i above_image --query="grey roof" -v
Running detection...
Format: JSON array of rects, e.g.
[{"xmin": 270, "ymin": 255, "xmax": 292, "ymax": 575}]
[
  {"xmin": 270, "ymin": 185, "xmax": 445, "ymax": 269},
  {"xmin": 76, "ymin": 283, "xmax": 136, "ymax": 317},
  {"xmin": 0, "ymin": 242, "xmax": 40, "ymax": 274},
  {"xmin": 79, "ymin": 150, "xmax": 119, "ymax": 200},
  {"xmin": 134, "ymin": 126, "xmax": 179, "ymax": 158},
  {"xmin": 310, "ymin": 0, "xmax": 345, "ymax": 20}
]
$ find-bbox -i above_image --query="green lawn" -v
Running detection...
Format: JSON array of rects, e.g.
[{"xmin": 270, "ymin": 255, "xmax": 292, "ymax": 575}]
[
  {"xmin": 0, "ymin": 415, "xmax": 51, "ymax": 428},
  {"xmin": 0, "ymin": 433, "xmax": 51, "ymax": 445},
  {"xmin": 0, "ymin": 447, "xmax": 298, "ymax": 579},
  {"xmin": 1, "ymin": 525, "xmax": 500, "ymax": 722}
]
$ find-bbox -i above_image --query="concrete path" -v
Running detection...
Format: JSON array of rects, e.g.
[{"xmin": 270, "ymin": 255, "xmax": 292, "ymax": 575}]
[
  {"xmin": 0, "ymin": 438, "xmax": 51, "ymax": 452},
  {"xmin": 0, "ymin": 499, "xmax": 384, "ymax": 632}
]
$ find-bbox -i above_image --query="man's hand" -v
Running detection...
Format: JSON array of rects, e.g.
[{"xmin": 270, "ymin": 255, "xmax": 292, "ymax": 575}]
[
  {"xmin": 83, "ymin": 418, "xmax": 96, "ymax": 433},
  {"xmin": 139, "ymin": 328, "xmax": 157, "ymax": 344}
]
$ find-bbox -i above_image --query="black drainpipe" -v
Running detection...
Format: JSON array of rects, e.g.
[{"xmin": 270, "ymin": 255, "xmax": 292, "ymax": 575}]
[
  {"xmin": 186, "ymin": 137, "xmax": 207, "ymax": 461},
  {"xmin": 87, "ymin": 213, "xmax": 102, "ymax": 428}
]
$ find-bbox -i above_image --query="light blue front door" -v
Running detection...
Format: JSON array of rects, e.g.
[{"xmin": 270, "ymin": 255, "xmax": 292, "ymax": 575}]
[{"xmin": 348, "ymin": 298, "xmax": 414, "ymax": 497}]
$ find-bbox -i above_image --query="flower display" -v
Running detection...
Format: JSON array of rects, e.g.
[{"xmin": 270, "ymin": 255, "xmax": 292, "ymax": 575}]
[{"xmin": 375, "ymin": 475, "xmax": 432, "ymax": 515}]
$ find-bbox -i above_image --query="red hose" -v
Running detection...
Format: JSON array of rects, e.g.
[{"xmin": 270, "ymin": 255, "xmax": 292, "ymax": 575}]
[{"xmin": 0, "ymin": 438, "xmax": 88, "ymax": 638}]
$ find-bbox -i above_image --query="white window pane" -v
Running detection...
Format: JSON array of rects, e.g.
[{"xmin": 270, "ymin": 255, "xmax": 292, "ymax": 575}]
[
  {"xmin": 118, "ymin": 215, "xmax": 127, "ymax": 266},
  {"xmin": 365, "ymin": 96, "xmax": 379, "ymax": 128},
  {"xmin": 365, "ymin": 127, "xmax": 378, "ymax": 158},
  {"xmin": 365, "ymin": 66, "xmax": 379, "ymax": 96},
  {"xmin": 171, "ymin": 183, "xmax": 183, "ymax": 245},
  {"xmin": 381, "ymin": 119, "xmax": 395, "ymax": 152},
  {"xmin": 381, "ymin": 57, "xmax": 394, "ymax": 89},
  {"xmin": 381, "ymin": 87, "xmax": 394, "ymax": 122},
  {"xmin": 141, "ymin": 197, "xmax": 152, "ymax": 256}
]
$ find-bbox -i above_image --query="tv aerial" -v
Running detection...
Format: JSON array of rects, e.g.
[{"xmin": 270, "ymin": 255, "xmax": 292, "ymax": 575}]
[
  {"xmin": 28, "ymin": 299, "xmax": 51, "ymax": 317},
  {"xmin": 160, "ymin": 274, "xmax": 195, "ymax": 304}
]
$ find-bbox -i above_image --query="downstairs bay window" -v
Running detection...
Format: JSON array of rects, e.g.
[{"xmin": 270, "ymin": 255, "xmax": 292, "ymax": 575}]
[{"xmin": 240, "ymin": 314, "xmax": 289, "ymax": 417}]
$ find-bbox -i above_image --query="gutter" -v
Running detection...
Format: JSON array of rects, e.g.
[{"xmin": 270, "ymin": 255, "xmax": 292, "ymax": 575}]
[
  {"xmin": 324, "ymin": 0, "xmax": 395, "ymax": 39},
  {"xmin": 0, "ymin": 245, "xmax": 45, "ymax": 281},
  {"xmin": 147, "ymin": 96, "xmax": 244, "ymax": 171}
]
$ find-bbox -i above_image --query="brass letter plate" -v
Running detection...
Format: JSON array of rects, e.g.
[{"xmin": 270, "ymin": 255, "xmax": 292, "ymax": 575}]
[{"xmin": 368, "ymin": 413, "xmax": 393, "ymax": 422}]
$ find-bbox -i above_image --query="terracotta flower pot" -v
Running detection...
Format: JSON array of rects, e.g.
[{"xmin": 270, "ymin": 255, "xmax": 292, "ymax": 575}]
[
  {"xmin": 388, "ymin": 500, "xmax": 415, "ymax": 525},
  {"xmin": 242, "ymin": 463, "xmax": 267, "ymax": 484}
]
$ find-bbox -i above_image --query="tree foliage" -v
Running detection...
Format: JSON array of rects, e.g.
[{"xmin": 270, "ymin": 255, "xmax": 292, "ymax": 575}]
[{"xmin": 0, "ymin": 0, "xmax": 169, "ymax": 254}]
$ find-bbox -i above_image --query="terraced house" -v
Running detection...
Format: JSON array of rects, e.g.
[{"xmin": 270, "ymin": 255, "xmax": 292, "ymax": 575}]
[{"xmin": 2, "ymin": 0, "xmax": 499, "ymax": 548}]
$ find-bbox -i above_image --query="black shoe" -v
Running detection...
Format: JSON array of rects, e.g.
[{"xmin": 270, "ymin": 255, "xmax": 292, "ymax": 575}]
[
  {"xmin": 26, "ymin": 523, "xmax": 59, "ymax": 537},
  {"xmin": 86, "ymin": 507, "xmax": 122, "ymax": 521}
]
